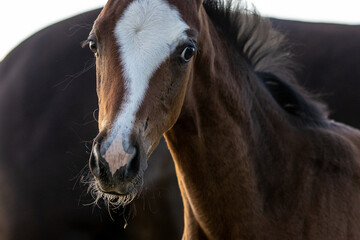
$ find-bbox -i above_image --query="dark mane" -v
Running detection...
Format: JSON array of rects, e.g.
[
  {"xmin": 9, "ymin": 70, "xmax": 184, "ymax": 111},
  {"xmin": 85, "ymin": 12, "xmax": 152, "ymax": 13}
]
[{"xmin": 203, "ymin": 0, "xmax": 328, "ymax": 122}]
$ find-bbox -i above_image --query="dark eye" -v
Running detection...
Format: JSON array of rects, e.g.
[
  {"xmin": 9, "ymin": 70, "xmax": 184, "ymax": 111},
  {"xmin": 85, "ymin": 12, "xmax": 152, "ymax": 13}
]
[
  {"xmin": 89, "ymin": 40, "xmax": 98, "ymax": 56},
  {"xmin": 181, "ymin": 46, "xmax": 195, "ymax": 63}
]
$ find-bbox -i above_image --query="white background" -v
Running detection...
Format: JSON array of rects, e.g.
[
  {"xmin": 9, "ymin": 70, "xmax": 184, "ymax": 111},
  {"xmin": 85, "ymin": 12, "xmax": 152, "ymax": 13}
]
[{"xmin": 0, "ymin": 0, "xmax": 359, "ymax": 60}]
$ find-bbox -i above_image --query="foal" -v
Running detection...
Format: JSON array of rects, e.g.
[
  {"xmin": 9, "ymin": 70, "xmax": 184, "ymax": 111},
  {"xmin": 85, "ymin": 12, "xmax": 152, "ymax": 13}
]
[{"xmin": 86, "ymin": 0, "xmax": 360, "ymax": 239}]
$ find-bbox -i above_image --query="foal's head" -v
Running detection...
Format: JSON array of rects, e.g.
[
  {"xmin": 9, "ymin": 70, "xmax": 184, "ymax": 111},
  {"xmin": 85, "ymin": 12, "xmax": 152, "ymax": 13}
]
[{"xmin": 87, "ymin": 0, "xmax": 201, "ymax": 205}]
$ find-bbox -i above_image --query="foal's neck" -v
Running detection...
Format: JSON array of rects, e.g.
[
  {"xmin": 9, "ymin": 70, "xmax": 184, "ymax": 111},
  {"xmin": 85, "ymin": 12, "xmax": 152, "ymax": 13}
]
[{"xmin": 164, "ymin": 10, "xmax": 288, "ymax": 239}]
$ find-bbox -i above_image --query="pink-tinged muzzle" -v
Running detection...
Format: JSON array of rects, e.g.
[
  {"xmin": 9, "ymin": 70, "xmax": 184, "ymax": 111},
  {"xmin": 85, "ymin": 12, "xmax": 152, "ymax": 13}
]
[{"xmin": 89, "ymin": 130, "xmax": 144, "ymax": 196}]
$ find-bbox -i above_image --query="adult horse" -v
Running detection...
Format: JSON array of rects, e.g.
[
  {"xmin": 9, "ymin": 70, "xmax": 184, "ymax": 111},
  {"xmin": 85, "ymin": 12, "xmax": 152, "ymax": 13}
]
[
  {"xmin": 0, "ymin": 9, "xmax": 182, "ymax": 240},
  {"xmin": 86, "ymin": 0, "xmax": 360, "ymax": 239}
]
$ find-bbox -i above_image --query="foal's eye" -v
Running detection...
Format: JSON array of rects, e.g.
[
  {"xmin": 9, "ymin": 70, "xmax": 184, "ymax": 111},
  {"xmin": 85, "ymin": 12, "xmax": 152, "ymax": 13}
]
[
  {"xmin": 180, "ymin": 46, "xmax": 196, "ymax": 63},
  {"xmin": 88, "ymin": 40, "xmax": 98, "ymax": 56}
]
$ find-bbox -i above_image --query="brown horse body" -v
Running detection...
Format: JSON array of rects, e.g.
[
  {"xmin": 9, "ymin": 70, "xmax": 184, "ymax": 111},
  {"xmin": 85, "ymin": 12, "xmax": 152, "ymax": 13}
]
[
  {"xmin": 166, "ymin": 4, "xmax": 360, "ymax": 239},
  {"xmin": 87, "ymin": 0, "xmax": 360, "ymax": 239}
]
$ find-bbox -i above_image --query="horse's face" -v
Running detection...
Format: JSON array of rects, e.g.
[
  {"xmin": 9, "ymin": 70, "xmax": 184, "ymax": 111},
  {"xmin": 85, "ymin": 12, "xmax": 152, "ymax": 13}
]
[{"xmin": 88, "ymin": 0, "xmax": 201, "ymax": 205}]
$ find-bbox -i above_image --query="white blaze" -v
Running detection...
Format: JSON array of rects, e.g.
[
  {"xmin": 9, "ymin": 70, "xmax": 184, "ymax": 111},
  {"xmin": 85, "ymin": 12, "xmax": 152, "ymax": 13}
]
[{"xmin": 102, "ymin": 0, "xmax": 189, "ymax": 174}]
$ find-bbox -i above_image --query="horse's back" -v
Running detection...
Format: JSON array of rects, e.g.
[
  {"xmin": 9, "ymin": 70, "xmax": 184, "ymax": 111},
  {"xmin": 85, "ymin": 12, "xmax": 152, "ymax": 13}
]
[{"xmin": 272, "ymin": 19, "xmax": 360, "ymax": 129}]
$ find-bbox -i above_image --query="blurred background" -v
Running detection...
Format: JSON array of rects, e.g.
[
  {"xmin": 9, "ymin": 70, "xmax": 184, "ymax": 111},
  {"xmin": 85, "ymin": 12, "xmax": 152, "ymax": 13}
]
[
  {"xmin": 0, "ymin": 0, "xmax": 359, "ymax": 61},
  {"xmin": 0, "ymin": 0, "xmax": 359, "ymax": 239}
]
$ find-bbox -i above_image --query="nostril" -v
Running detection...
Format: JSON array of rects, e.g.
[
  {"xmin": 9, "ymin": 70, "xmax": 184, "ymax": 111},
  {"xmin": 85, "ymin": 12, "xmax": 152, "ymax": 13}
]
[
  {"xmin": 89, "ymin": 131, "xmax": 107, "ymax": 178},
  {"xmin": 94, "ymin": 131, "xmax": 106, "ymax": 145},
  {"xmin": 125, "ymin": 143, "xmax": 140, "ymax": 180},
  {"xmin": 89, "ymin": 142, "xmax": 101, "ymax": 177}
]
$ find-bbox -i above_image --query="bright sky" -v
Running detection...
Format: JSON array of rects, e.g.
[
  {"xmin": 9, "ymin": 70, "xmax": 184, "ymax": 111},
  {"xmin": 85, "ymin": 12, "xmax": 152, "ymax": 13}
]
[{"xmin": 0, "ymin": 0, "xmax": 359, "ymax": 61}]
